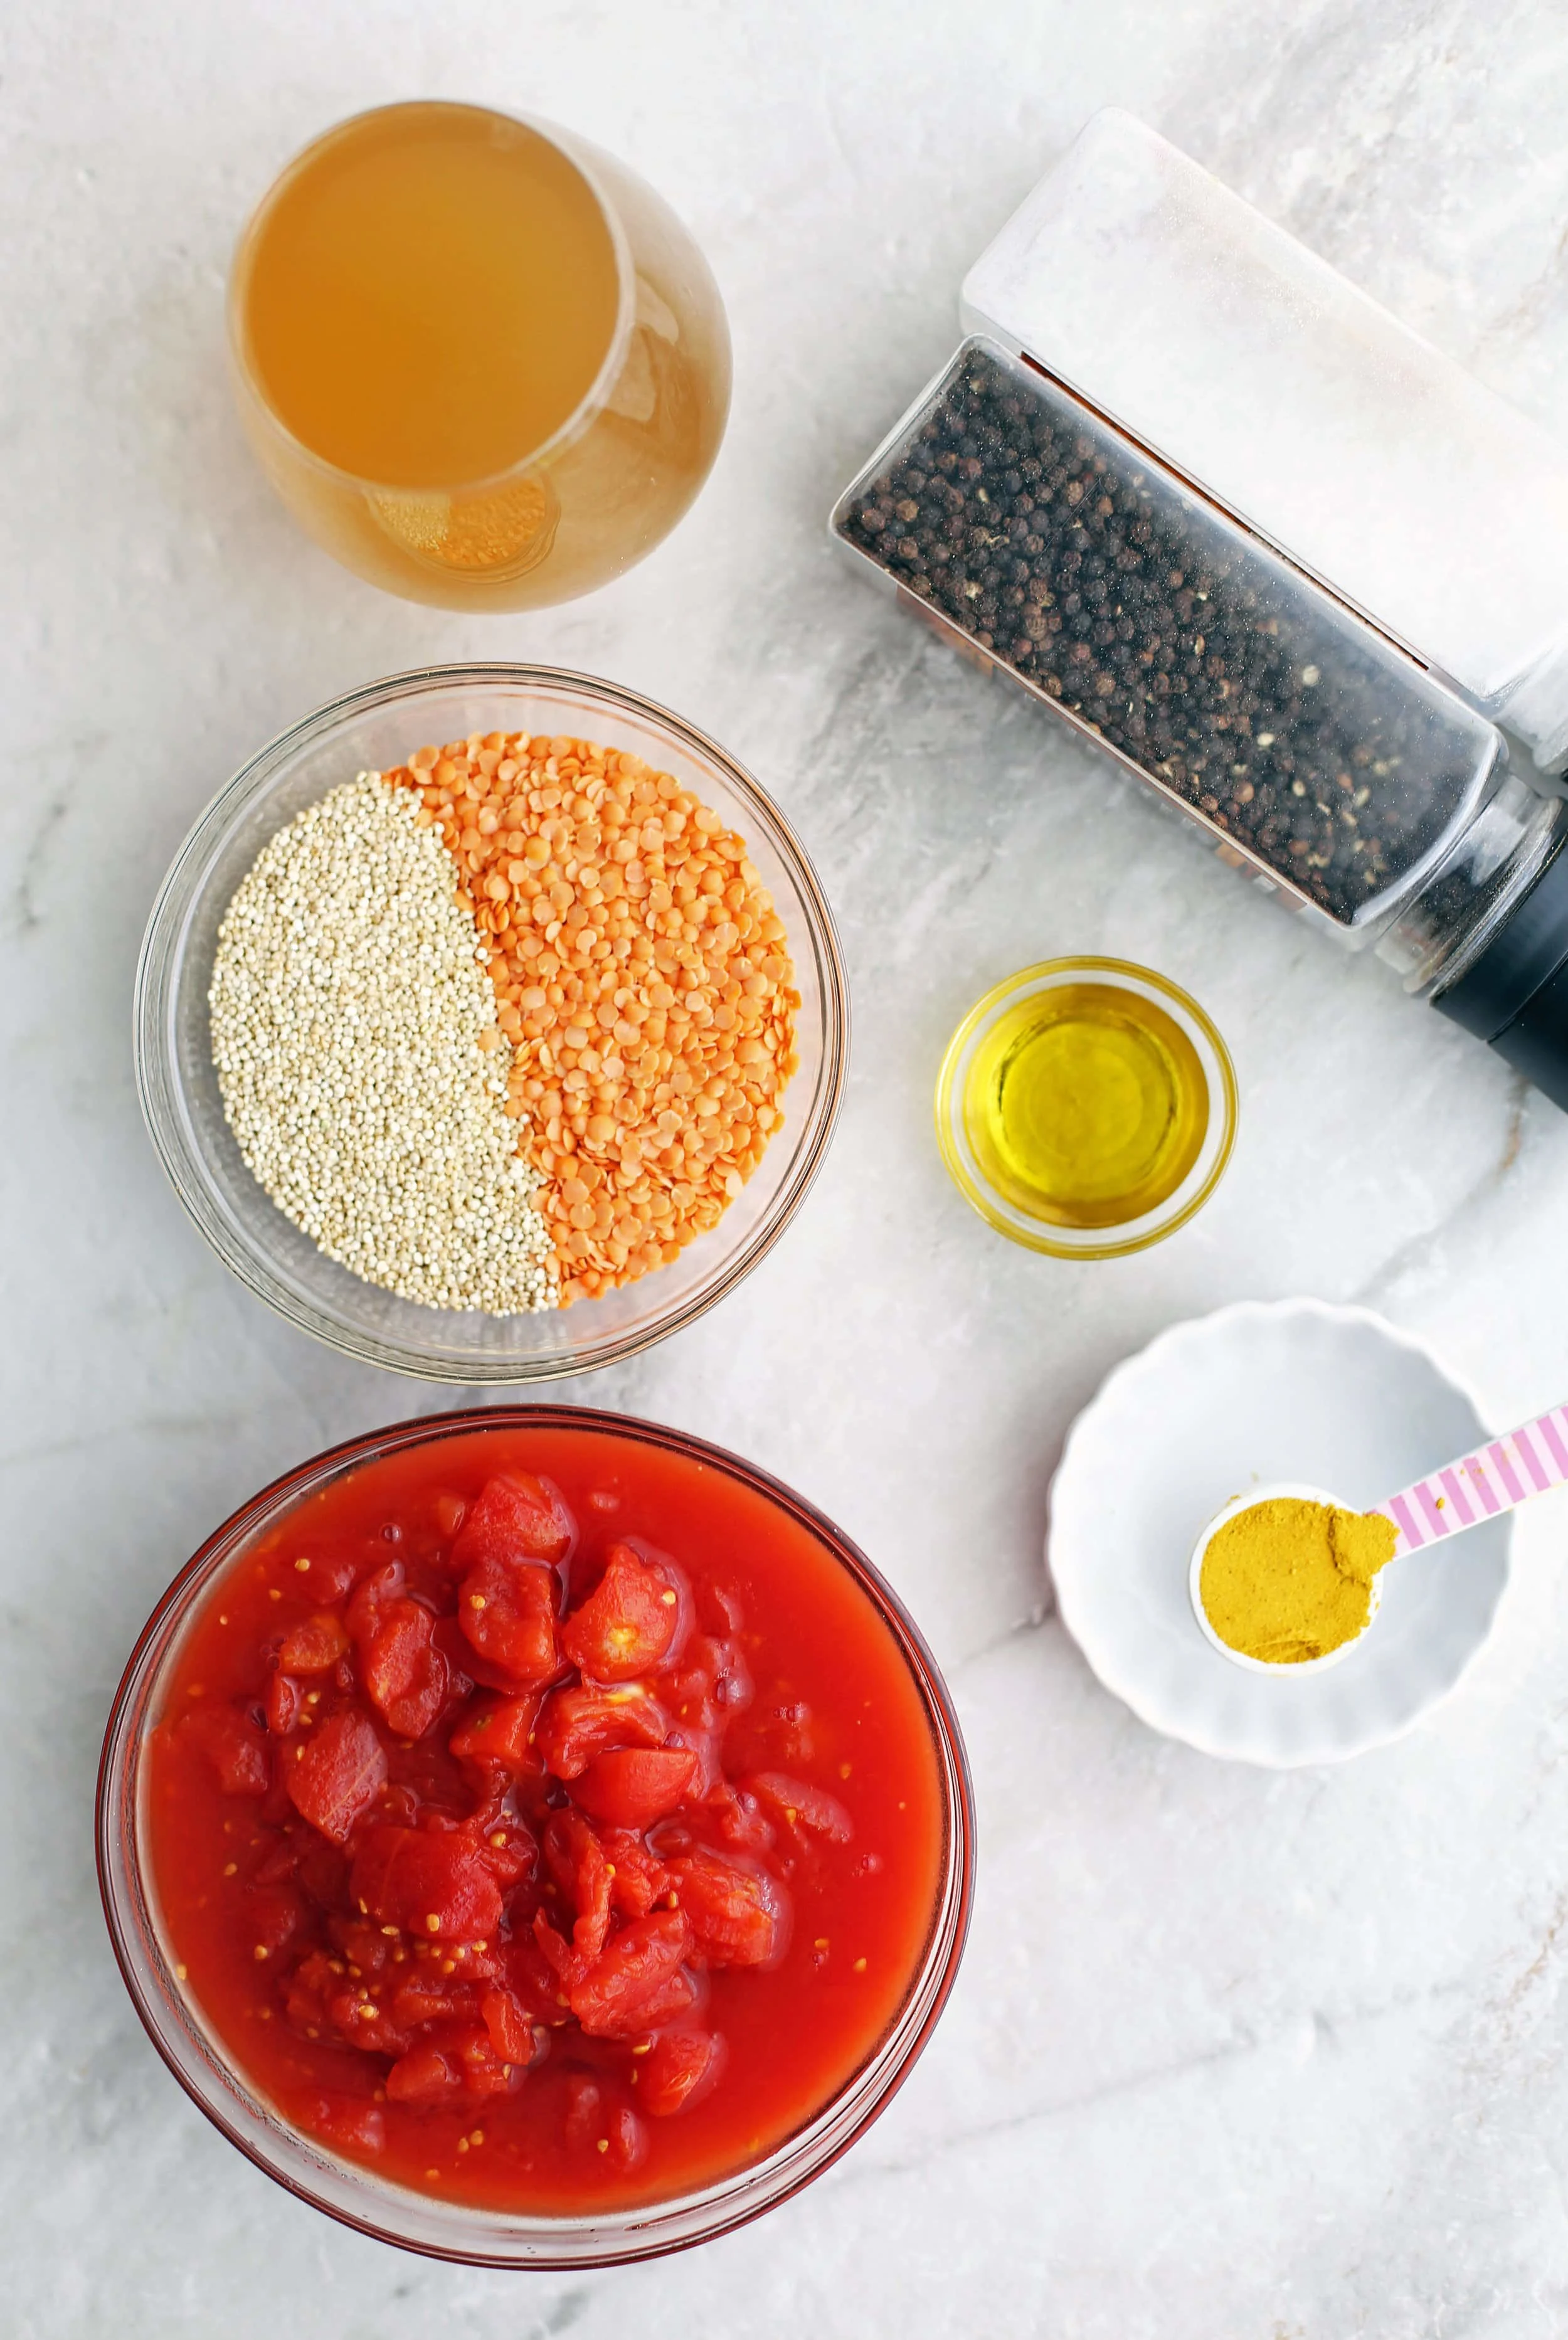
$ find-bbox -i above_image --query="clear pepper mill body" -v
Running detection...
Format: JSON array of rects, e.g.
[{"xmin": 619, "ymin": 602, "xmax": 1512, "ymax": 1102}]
[{"xmin": 832, "ymin": 112, "xmax": 1568, "ymax": 1107}]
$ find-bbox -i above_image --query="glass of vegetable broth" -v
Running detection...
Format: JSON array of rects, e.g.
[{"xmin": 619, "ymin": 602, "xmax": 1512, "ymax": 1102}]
[
  {"xmin": 229, "ymin": 103, "xmax": 731, "ymax": 609},
  {"xmin": 935, "ymin": 956, "xmax": 1238, "ymax": 1258}
]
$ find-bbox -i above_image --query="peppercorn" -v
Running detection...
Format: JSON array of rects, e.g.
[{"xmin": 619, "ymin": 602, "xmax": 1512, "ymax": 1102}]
[{"xmin": 837, "ymin": 345, "xmax": 1488, "ymax": 925}]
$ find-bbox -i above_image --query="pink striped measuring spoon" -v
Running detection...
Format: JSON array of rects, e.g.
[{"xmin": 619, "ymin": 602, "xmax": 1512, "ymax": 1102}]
[{"xmin": 1375, "ymin": 1402, "xmax": 1568, "ymax": 1557}]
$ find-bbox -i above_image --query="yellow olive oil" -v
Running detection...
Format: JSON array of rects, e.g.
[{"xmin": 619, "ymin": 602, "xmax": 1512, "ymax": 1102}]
[{"xmin": 964, "ymin": 982, "xmax": 1209, "ymax": 1229}]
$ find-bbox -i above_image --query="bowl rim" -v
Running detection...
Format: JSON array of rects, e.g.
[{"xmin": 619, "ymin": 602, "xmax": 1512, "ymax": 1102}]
[
  {"xmin": 1046, "ymin": 1296, "xmax": 1512, "ymax": 1767},
  {"xmin": 132, "ymin": 663, "xmax": 850, "ymax": 1384},
  {"xmin": 96, "ymin": 1402, "xmax": 975, "ymax": 2267},
  {"xmin": 933, "ymin": 954, "xmax": 1238, "ymax": 1261}
]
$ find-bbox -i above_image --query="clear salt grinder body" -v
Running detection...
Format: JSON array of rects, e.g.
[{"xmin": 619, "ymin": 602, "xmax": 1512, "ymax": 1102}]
[{"xmin": 831, "ymin": 112, "xmax": 1568, "ymax": 1108}]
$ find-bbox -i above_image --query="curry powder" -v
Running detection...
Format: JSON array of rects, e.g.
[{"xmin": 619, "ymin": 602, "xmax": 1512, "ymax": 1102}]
[{"xmin": 1199, "ymin": 1496, "xmax": 1399, "ymax": 1665}]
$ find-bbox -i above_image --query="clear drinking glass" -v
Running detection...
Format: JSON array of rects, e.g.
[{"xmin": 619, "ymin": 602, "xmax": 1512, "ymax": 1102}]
[
  {"xmin": 228, "ymin": 103, "xmax": 731, "ymax": 610},
  {"xmin": 97, "ymin": 1407, "xmax": 976, "ymax": 2268}
]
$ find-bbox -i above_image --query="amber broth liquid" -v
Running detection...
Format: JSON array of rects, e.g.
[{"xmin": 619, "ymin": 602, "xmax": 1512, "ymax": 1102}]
[
  {"xmin": 241, "ymin": 104, "xmax": 620, "ymax": 489},
  {"xmin": 231, "ymin": 103, "xmax": 728, "ymax": 608}
]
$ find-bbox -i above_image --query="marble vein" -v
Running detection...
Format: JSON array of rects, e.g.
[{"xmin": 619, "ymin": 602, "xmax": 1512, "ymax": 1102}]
[
  {"xmin": 1352, "ymin": 1073, "xmax": 1532, "ymax": 1314},
  {"xmin": 844, "ymin": 1968, "xmax": 1479, "ymax": 2189}
]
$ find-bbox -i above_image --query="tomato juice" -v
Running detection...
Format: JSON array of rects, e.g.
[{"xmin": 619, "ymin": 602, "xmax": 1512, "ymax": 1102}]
[{"xmin": 141, "ymin": 1418, "xmax": 947, "ymax": 2213}]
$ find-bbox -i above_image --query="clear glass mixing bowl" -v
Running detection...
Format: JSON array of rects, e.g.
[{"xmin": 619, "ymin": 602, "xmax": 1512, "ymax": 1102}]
[
  {"xmin": 97, "ymin": 1406, "xmax": 975, "ymax": 2267},
  {"xmin": 135, "ymin": 665, "xmax": 847, "ymax": 1380}
]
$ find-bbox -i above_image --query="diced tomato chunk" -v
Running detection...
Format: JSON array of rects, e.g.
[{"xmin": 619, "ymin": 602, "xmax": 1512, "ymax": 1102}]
[
  {"xmin": 532, "ymin": 1910, "xmax": 585, "ymax": 1988},
  {"xmin": 468, "ymin": 1816, "xmax": 538, "ymax": 1888},
  {"xmin": 177, "ymin": 1702, "xmax": 270, "ymax": 1796},
  {"xmin": 662, "ymin": 1629, "xmax": 748, "ymax": 1714},
  {"xmin": 289, "ymin": 1551, "xmax": 358, "ymax": 1602},
  {"xmin": 450, "ymin": 1474, "xmax": 574, "ymax": 1571},
  {"xmin": 284, "ymin": 1948, "xmax": 335, "ymax": 2030},
  {"xmin": 638, "ymin": 2028, "xmax": 724, "ymax": 2117},
  {"xmin": 384, "ymin": 1660, "xmax": 448, "ymax": 1742},
  {"xmin": 452, "ymin": 2024, "xmax": 517, "ymax": 2097},
  {"xmin": 499, "ymin": 1932, "xmax": 564, "ymax": 2023},
  {"xmin": 706, "ymin": 1781, "xmax": 776, "ymax": 1853},
  {"xmin": 405, "ymin": 1972, "xmax": 477, "ymax": 2019},
  {"xmin": 302, "ymin": 2096, "xmax": 385, "ymax": 2154},
  {"xmin": 563, "ymin": 2072, "xmax": 603, "ymax": 2152},
  {"xmin": 286, "ymin": 1708, "xmax": 386, "ymax": 1844},
  {"xmin": 668, "ymin": 1850, "xmax": 783, "ymax": 1966},
  {"xmin": 349, "ymin": 1823, "xmax": 502, "ymax": 1943},
  {"xmin": 601, "ymin": 2102, "xmax": 647, "ymax": 2168},
  {"xmin": 359, "ymin": 1596, "xmax": 448, "ymax": 1739},
  {"xmin": 561, "ymin": 1543, "xmax": 677, "ymax": 1681},
  {"xmin": 389, "ymin": 1971, "xmax": 474, "ymax": 2028},
  {"xmin": 385, "ymin": 2039, "xmax": 463, "ymax": 2105},
  {"xmin": 359, "ymin": 1594, "xmax": 426, "ymax": 1686},
  {"xmin": 327, "ymin": 1916, "xmax": 389, "ymax": 1972},
  {"xmin": 429, "ymin": 1612, "xmax": 485, "ymax": 1693},
  {"xmin": 244, "ymin": 1880, "xmax": 309, "ymax": 1956},
  {"xmin": 448, "ymin": 1691, "xmax": 541, "ymax": 1772},
  {"xmin": 534, "ymin": 1681, "xmax": 667, "ymax": 1779},
  {"xmin": 699, "ymin": 1632, "xmax": 753, "ymax": 1713},
  {"xmin": 331, "ymin": 1990, "xmax": 411, "ymax": 2055},
  {"xmin": 344, "ymin": 1560, "xmax": 404, "ymax": 1645},
  {"xmin": 563, "ymin": 2075, "xmax": 647, "ymax": 2168},
  {"xmin": 543, "ymin": 1810, "xmax": 611, "ymax": 1962},
  {"xmin": 696, "ymin": 1578, "xmax": 744, "ymax": 1636},
  {"xmin": 571, "ymin": 1746, "xmax": 699, "ymax": 1831},
  {"xmin": 293, "ymin": 1831, "xmax": 349, "ymax": 1910},
  {"xmin": 376, "ymin": 1783, "xmax": 420, "ymax": 1829},
  {"xmin": 618, "ymin": 1966, "xmax": 698, "ymax": 2030},
  {"xmin": 598, "ymin": 1829, "xmax": 671, "ymax": 1919},
  {"xmin": 480, "ymin": 1984, "xmax": 536, "ymax": 2067},
  {"xmin": 253, "ymin": 1836, "xmax": 300, "ymax": 1887},
  {"xmin": 457, "ymin": 1555, "xmax": 559, "ymax": 1688},
  {"xmin": 279, "ymin": 1612, "xmax": 350, "ymax": 1673},
  {"xmin": 745, "ymin": 1771, "xmax": 854, "ymax": 1844},
  {"xmin": 569, "ymin": 1909, "xmax": 692, "ymax": 2037},
  {"xmin": 265, "ymin": 1669, "xmax": 302, "ymax": 1737}
]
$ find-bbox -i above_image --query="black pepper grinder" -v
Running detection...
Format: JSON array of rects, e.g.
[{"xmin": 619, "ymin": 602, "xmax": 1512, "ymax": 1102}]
[{"xmin": 830, "ymin": 111, "xmax": 1568, "ymax": 1109}]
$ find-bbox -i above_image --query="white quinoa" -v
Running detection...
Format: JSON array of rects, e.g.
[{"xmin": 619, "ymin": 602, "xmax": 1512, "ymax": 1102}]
[{"xmin": 209, "ymin": 773, "xmax": 558, "ymax": 1314}]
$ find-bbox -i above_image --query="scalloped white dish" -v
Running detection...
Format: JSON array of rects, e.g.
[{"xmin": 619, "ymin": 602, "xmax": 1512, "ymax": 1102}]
[{"xmin": 1047, "ymin": 1298, "xmax": 1512, "ymax": 1767}]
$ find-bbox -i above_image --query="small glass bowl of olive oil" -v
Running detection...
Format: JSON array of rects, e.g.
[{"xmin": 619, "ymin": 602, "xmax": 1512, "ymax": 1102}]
[{"xmin": 935, "ymin": 957, "xmax": 1237, "ymax": 1258}]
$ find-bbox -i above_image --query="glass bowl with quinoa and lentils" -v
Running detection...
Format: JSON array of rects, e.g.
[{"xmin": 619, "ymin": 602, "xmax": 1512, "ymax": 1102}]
[{"xmin": 136, "ymin": 667, "xmax": 847, "ymax": 1382}]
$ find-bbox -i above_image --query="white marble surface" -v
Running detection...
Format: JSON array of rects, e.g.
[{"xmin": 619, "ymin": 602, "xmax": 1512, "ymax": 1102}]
[{"xmin": 8, "ymin": 1, "xmax": 1568, "ymax": 2332}]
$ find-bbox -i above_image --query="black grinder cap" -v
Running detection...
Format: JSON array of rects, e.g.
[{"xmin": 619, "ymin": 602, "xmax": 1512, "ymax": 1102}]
[{"xmin": 1434, "ymin": 838, "xmax": 1568, "ymax": 1109}]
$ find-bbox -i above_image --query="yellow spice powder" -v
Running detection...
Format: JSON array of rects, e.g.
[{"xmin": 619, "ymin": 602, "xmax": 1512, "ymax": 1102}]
[{"xmin": 1199, "ymin": 1496, "xmax": 1399, "ymax": 1665}]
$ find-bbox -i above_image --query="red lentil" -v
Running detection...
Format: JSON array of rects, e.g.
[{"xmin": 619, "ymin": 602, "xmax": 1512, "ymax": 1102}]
[{"xmin": 383, "ymin": 733, "xmax": 800, "ymax": 1306}]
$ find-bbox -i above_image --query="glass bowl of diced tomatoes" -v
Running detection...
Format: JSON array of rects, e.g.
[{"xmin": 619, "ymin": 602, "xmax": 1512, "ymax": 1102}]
[{"xmin": 97, "ymin": 1407, "xmax": 974, "ymax": 2266}]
